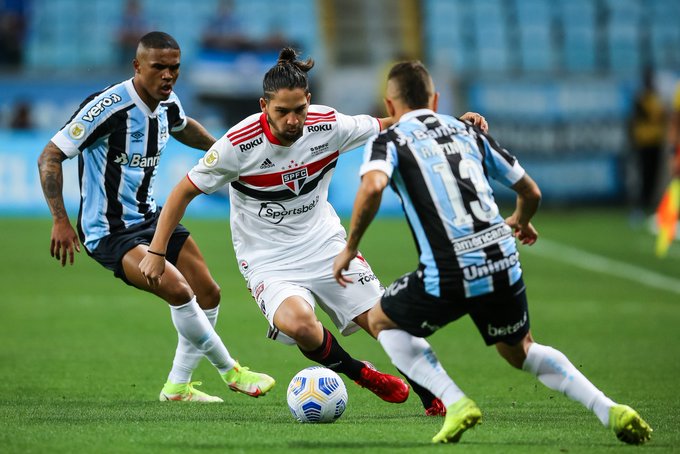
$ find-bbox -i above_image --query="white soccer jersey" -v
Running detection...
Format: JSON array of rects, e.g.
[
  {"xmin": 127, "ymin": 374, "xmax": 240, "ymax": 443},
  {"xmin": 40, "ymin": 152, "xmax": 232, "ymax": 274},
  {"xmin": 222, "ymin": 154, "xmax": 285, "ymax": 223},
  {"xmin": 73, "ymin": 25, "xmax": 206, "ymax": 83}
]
[{"xmin": 188, "ymin": 104, "xmax": 380, "ymax": 276}]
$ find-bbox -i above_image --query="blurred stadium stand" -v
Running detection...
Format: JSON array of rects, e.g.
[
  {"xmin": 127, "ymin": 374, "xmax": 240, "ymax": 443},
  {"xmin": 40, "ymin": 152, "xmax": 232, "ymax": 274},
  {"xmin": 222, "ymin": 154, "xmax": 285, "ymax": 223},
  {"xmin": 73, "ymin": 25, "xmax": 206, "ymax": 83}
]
[{"xmin": 1, "ymin": 0, "xmax": 680, "ymax": 214}]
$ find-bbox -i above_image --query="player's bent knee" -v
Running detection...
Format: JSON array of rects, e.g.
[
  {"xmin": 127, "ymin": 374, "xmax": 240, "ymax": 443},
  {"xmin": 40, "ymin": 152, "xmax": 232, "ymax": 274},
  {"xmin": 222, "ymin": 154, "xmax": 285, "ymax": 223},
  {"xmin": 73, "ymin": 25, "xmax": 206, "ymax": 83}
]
[
  {"xmin": 496, "ymin": 341, "xmax": 527, "ymax": 369},
  {"xmin": 196, "ymin": 281, "xmax": 221, "ymax": 309},
  {"xmin": 283, "ymin": 320, "xmax": 323, "ymax": 345},
  {"xmin": 161, "ymin": 279, "xmax": 194, "ymax": 306}
]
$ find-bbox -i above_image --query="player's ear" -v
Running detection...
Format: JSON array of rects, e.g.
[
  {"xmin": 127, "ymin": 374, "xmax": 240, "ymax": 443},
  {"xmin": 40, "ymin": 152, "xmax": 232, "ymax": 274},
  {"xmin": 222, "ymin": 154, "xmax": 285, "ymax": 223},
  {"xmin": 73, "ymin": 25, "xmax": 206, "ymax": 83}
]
[
  {"xmin": 384, "ymin": 98, "xmax": 395, "ymax": 118},
  {"xmin": 432, "ymin": 92, "xmax": 439, "ymax": 113},
  {"xmin": 259, "ymin": 97, "xmax": 267, "ymax": 113},
  {"xmin": 133, "ymin": 59, "xmax": 140, "ymax": 73}
]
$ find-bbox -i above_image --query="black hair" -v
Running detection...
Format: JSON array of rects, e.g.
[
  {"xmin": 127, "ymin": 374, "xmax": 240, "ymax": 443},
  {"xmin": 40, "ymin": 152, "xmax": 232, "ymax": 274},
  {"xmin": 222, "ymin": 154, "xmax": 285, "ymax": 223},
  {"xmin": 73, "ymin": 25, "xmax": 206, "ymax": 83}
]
[
  {"xmin": 262, "ymin": 47, "xmax": 314, "ymax": 100},
  {"xmin": 387, "ymin": 60, "xmax": 433, "ymax": 109},
  {"xmin": 138, "ymin": 31, "xmax": 180, "ymax": 50}
]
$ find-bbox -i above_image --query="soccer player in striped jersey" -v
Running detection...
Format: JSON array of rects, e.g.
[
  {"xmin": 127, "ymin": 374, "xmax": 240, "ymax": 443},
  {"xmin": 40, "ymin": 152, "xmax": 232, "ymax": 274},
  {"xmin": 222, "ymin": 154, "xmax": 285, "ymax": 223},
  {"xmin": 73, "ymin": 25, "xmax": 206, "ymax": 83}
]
[
  {"xmin": 139, "ymin": 47, "xmax": 488, "ymax": 413},
  {"xmin": 38, "ymin": 31, "xmax": 274, "ymax": 402},
  {"xmin": 333, "ymin": 60, "xmax": 652, "ymax": 444}
]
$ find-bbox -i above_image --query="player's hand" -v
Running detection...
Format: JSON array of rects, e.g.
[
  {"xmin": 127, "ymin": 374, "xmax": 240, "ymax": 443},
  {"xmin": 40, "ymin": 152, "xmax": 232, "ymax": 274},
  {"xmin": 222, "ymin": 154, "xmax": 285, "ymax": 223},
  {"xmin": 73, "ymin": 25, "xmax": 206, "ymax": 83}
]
[
  {"xmin": 333, "ymin": 248, "xmax": 357, "ymax": 288},
  {"xmin": 460, "ymin": 111, "xmax": 488, "ymax": 133},
  {"xmin": 505, "ymin": 216, "xmax": 538, "ymax": 246},
  {"xmin": 50, "ymin": 219, "xmax": 81, "ymax": 266},
  {"xmin": 139, "ymin": 251, "xmax": 166, "ymax": 288}
]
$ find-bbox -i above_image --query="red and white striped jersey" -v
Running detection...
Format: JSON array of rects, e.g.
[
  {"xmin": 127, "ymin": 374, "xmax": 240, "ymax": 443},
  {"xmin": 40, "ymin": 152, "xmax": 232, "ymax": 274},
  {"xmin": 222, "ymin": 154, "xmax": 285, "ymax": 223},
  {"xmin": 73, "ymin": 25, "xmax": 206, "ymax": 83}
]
[{"xmin": 188, "ymin": 104, "xmax": 380, "ymax": 270}]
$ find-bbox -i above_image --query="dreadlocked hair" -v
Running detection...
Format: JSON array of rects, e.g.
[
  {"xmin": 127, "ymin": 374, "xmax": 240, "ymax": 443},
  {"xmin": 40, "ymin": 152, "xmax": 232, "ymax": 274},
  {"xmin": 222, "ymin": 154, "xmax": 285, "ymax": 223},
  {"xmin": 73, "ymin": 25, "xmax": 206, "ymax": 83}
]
[{"xmin": 262, "ymin": 47, "xmax": 314, "ymax": 100}]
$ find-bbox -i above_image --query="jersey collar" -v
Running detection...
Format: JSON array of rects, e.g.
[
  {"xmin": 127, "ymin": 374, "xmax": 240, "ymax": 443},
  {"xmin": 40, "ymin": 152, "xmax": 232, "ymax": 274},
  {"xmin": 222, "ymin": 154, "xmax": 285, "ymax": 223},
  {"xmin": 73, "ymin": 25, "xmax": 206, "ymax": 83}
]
[
  {"xmin": 259, "ymin": 113, "xmax": 284, "ymax": 145},
  {"xmin": 125, "ymin": 78, "xmax": 161, "ymax": 118},
  {"xmin": 398, "ymin": 108, "xmax": 435, "ymax": 123}
]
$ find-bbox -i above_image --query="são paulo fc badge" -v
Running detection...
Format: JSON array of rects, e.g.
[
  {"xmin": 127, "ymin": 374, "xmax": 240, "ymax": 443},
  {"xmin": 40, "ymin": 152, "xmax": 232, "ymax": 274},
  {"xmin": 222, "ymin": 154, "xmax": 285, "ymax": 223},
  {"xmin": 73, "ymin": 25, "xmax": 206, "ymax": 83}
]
[{"xmin": 239, "ymin": 260, "xmax": 249, "ymax": 271}]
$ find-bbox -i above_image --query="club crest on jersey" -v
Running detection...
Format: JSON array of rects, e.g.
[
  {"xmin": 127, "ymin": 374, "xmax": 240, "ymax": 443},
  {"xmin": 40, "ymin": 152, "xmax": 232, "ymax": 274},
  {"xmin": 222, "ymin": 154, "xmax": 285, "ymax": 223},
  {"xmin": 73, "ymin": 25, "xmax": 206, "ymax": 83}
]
[{"xmin": 282, "ymin": 167, "xmax": 308, "ymax": 193}]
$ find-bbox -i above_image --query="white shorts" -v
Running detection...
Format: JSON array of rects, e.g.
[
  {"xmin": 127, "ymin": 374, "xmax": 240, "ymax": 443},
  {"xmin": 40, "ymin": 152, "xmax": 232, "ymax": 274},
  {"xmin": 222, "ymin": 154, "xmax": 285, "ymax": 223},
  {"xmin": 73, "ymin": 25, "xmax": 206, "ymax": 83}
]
[{"xmin": 245, "ymin": 237, "xmax": 384, "ymax": 344}]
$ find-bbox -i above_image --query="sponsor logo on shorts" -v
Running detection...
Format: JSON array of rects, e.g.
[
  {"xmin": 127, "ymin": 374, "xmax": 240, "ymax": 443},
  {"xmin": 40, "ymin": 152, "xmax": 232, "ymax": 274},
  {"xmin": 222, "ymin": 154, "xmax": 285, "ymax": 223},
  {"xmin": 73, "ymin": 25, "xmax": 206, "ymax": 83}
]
[
  {"xmin": 462, "ymin": 252, "xmax": 519, "ymax": 281},
  {"xmin": 254, "ymin": 281, "xmax": 265, "ymax": 300},
  {"xmin": 258, "ymin": 196, "xmax": 319, "ymax": 224},
  {"xmin": 357, "ymin": 272, "xmax": 378, "ymax": 285},
  {"xmin": 420, "ymin": 322, "xmax": 441, "ymax": 334},
  {"xmin": 487, "ymin": 311, "xmax": 527, "ymax": 338}
]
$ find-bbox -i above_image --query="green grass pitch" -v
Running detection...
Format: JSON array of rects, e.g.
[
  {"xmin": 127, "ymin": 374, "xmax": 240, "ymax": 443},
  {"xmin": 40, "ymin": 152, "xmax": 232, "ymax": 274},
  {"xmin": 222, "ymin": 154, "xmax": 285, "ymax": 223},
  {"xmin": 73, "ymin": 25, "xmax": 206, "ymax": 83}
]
[{"xmin": 1, "ymin": 208, "xmax": 678, "ymax": 453}]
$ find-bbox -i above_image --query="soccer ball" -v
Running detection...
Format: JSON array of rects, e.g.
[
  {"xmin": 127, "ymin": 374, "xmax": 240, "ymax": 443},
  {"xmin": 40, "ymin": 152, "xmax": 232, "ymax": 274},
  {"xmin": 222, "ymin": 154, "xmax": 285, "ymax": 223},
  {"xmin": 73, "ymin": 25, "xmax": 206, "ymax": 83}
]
[{"xmin": 286, "ymin": 366, "xmax": 348, "ymax": 423}]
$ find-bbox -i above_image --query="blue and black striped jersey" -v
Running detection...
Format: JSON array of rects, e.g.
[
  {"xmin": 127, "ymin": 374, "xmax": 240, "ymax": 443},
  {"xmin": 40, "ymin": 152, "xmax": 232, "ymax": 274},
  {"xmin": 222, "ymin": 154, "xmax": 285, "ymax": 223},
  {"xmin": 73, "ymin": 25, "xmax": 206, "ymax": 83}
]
[
  {"xmin": 361, "ymin": 109, "xmax": 525, "ymax": 299},
  {"xmin": 51, "ymin": 78, "xmax": 187, "ymax": 251}
]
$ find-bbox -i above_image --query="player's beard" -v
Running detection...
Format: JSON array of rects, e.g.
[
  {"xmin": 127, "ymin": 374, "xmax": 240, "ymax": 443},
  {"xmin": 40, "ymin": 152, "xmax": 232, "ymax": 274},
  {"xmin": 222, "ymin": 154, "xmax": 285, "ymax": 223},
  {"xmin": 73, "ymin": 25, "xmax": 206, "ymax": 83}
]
[{"xmin": 267, "ymin": 113, "xmax": 304, "ymax": 144}]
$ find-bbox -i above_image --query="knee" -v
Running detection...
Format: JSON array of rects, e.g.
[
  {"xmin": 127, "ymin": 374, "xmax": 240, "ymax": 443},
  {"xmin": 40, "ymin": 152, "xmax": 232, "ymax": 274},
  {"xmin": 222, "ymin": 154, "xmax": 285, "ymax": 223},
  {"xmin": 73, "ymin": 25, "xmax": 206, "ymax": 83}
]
[
  {"xmin": 163, "ymin": 279, "xmax": 194, "ymax": 306},
  {"xmin": 286, "ymin": 320, "xmax": 322, "ymax": 345},
  {"xmin": 497, "ymin": 337, "xmax": 532, "ymax": 370},
  {"xmin": 196, "ymin": 281, "xmax": 221, "ymax": 309}
]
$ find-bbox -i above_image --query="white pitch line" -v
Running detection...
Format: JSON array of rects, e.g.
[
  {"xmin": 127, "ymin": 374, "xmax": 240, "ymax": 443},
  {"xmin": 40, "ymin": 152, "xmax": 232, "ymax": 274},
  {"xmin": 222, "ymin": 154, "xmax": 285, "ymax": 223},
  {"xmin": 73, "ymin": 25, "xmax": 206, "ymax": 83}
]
[{"xmin": 523, "ymin": 238, "xmax": 680, "ymax": 295}]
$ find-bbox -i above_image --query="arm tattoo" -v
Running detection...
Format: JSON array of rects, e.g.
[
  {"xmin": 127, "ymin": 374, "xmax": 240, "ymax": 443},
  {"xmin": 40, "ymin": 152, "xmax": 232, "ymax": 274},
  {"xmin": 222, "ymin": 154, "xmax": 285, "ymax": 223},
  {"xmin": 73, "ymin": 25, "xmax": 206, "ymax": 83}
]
[{"xmin": 37, "ymin": 142, "xmax": 68, "ymax": 220}]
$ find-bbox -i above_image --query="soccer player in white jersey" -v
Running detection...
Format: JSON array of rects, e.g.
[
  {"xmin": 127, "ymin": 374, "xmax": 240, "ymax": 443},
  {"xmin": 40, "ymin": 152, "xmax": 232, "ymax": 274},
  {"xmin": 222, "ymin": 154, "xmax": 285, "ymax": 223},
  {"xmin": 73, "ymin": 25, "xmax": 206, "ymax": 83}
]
[
  {"xmin": 140, "ymin": 47, "xmax": 488, "ymax": 412},
  {"xmin": 38, "ymin": 31, "xmax": 274, "ymax": 402},
  {"xmin": 333, "ymin": 60, "xmax": 652, "ymax": 444}
]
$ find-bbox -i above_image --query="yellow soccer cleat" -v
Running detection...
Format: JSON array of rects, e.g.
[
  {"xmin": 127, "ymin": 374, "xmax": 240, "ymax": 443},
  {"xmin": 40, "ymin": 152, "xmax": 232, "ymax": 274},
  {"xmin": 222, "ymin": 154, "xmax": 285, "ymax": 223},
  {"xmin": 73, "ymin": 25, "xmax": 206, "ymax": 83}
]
[
  {"xmin": 432, "ymin": 396, "xmax": 482, "ymax": 443},
  {"xmin": 222, "ymin": 362, "xmax": 275, "ymax": 397},
  {"xmin": 609, "ymin": 404, "xmax": 652, "ymax": 445},
  {"xmin": 159, "ymin": 381, "xmax": 223, "ymax": 402}
]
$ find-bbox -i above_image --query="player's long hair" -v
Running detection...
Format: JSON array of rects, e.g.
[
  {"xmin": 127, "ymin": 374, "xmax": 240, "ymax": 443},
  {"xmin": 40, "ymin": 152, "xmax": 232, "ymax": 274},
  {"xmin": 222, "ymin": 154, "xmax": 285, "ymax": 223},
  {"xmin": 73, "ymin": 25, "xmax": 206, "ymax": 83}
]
[
  {"xmin": 262, "ymin": 47, "xmax": 314, "ymax": 100},
  {"xmin": 387, "ymin": 60, "xmax": 433, "ymax": 109}
]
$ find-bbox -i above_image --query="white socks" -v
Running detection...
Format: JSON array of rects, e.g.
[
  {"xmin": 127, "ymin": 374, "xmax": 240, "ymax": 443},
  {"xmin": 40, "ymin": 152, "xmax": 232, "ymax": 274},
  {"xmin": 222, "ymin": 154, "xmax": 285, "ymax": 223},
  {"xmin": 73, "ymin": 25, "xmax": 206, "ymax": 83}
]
[
  {"xmin": 167, "ymin": 306, "xmax": 220, "ymax": 384},
  {"xmin": 377, "ymin": 329, "xmax": 465, "ymax": 407},
  {"xmin": 522, "ymin": 342, "xmax": 615, "ymax": 426},
  {"xmin": 378, "ymin": 331, "xmax": 616, "ymax": 424},
  {"xmin": 168, "ymin": 297, "xmax": 235, "ymax": 376}
]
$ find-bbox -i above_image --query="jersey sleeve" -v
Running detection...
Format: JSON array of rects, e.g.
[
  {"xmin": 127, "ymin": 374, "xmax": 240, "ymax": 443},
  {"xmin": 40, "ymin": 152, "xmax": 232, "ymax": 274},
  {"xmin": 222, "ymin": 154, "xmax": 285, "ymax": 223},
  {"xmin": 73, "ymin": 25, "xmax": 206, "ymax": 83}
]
[
  {"xmin": 50, "ymin": 92, "xmax": 126, "ymax": 159},
  {"xmin": 479, "ymin": 132, "xmax": 525, "ymax": 187},
  {"xmin": 335, "ymin": 111, "xmax": 381, "ymax": 154},
  {"xmin": 359, "ymin": 131, "xmax": 397, "ymax": 178},
  {"xmin": 187, "ymin": 134, "xmax": 240, "ymax": 194}
]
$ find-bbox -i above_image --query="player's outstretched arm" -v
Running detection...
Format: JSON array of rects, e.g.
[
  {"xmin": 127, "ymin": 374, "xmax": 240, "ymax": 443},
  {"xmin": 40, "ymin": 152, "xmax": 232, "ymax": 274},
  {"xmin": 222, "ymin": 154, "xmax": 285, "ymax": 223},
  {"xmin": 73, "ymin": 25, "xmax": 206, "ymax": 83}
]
[
  {"xmin": 505, "ymin": 174, "xmax": 542, "ymax": 246},
  {"xmin": 333, "ymin": 170, "xmax": 389, "ymax": 286},
  {"xmin": 171, "ymin": 117, "xmax": 217, "ymax": 151},
  {"xmin": 37, "ymin": 141, "xmax": 81, "ymax": 266},
  {"xmin": 139, "ymin": 177, "xmax": 202, "ymax": 288}
]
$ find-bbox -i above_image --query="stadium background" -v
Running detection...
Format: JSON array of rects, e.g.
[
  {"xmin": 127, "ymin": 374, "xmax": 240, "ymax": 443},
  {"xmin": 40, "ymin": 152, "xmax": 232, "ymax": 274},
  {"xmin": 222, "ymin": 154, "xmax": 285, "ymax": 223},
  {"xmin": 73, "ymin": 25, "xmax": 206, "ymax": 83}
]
[{"xmin": 2, "ymin": 0, "xmax": 680, "ymax": 217}]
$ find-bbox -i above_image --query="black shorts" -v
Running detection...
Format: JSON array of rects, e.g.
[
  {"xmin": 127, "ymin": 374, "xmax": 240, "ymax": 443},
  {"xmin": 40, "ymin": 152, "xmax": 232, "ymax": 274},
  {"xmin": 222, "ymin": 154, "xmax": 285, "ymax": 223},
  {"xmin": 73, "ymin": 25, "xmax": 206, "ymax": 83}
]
[
  {"xmin": 381, "ymin": 271, "xmax": 529, "ymax": 346},
  {"xmin": 86, "ymin": 210, "xmax": 190, "ymax": 285}
]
